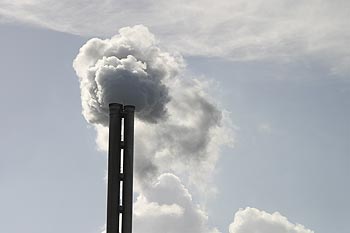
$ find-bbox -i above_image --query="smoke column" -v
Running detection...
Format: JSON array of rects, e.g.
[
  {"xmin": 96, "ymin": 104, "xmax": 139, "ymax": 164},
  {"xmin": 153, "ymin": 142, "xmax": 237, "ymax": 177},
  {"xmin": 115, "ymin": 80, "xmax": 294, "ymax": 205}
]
[
  {"xmin": 73, "ymin": 25, "xmax": 180, "ymax": 125},
  {"xmin": 73, "ymin": 24, "xmax": 230, "ymax": 188},
  {"xmin": 73, "ymin": 25, "xmax": 314, "ymax": 233}
]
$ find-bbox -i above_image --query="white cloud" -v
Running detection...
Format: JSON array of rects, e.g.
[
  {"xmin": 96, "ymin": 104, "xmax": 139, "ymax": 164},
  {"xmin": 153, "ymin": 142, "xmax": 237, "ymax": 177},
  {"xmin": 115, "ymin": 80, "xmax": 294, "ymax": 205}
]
[
  {"xmin": 134, "ymin": 195, "xmax": 184, "ymax": 218},
  {"xmin": 1, "ymin": 0, "xmax": 350, "ymax": 74},
  {"xmin": 133, "ymin": 173, "xmax": 219, "ymax": 233},
  {"xmin": 229, "ymin": 207, "xmax": 314, "ymax": 233}
]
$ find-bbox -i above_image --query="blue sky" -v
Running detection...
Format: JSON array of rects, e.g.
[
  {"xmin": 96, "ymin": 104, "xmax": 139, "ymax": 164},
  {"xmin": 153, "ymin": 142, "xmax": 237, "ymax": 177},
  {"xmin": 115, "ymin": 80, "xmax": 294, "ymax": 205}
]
[
  {"xmin": 188, "ymin": 57, "xmax": 350, "ymax": 233},
  {"xmin": 0, "ymin": 2, "xmax": 349, "ymax": 233}
]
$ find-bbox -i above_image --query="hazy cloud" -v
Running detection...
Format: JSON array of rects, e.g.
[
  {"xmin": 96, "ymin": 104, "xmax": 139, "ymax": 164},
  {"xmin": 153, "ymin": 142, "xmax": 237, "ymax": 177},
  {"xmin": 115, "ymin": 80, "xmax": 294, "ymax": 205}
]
[{"xmin": 2, "ymin": 0, "xmax": 350, "ymax": 74}]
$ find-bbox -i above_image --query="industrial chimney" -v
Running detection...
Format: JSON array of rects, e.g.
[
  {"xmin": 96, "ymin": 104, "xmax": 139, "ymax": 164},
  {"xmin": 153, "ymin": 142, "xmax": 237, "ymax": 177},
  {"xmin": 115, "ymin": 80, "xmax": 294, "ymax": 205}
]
[{"xmin": 106, "ymin": 103, "xmax": 135, "ymax": 233}]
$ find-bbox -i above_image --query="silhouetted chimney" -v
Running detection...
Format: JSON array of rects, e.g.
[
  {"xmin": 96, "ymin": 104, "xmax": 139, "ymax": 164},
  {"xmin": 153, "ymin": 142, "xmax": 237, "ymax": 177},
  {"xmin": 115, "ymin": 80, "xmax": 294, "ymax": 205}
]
[{"xmin": 106, "ymin": 103, "xmax": 135, "ymax": 233}]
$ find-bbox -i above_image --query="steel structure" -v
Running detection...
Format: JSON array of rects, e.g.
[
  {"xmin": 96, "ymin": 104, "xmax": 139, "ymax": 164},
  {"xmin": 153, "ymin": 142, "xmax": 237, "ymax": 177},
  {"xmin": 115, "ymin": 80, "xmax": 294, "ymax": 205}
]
[{"xmin": 106, "ymin": 103, "xmax": 135, "ymax": 233}]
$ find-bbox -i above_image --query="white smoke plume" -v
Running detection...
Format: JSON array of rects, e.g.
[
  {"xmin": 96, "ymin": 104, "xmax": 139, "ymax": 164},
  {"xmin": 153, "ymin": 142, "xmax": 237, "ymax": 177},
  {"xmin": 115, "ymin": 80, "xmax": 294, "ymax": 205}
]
[
  {"xmin": 73, "ymin": 25, "xmax": 313, "ymax": 233},
  {"xmin": 73, "ymin": 24, "xmax": 231, "ymax": 232},
  {"xmin": 229, "ymin": 207, "xmax": 314, "ymax": 233},
  {"xmin": 74, "ymin": 25, "xmax": 232, "ymax": 191},
  {"xmin": 73, "ymin": 25, "xmax": 182, "ymax": 125}
]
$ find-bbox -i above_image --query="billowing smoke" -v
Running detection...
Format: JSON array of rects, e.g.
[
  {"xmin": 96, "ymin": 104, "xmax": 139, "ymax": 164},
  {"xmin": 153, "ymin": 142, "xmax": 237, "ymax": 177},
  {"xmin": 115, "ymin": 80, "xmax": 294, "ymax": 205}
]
[
  {"xmin": 93, "ymin": 74, "xmax": 232, "ymax": 193},
  {"xmin": 73, "ymin": 25, "xmax": 313, "ymax": 233},
  {"xmin": 73, "ymin": 25, "xmax": 182, "ymax": 125},
  {"xmin": 74, "ymin": 25, "xmax": 232, "ymax": 191}
]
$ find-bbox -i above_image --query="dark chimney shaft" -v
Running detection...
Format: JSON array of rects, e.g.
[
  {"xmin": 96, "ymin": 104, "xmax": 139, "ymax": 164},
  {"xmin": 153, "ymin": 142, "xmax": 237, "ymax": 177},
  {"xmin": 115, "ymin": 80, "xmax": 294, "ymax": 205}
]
[{"xmin": 107, "ymin": 103, "xmax": 135, "ymax": 233}]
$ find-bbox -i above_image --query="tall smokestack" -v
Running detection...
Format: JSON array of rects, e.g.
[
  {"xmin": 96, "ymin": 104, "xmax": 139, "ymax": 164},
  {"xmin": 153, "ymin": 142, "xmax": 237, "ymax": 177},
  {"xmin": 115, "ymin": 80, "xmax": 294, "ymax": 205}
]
[
  {"xmin": 122, "ymin": 105, "xmax": 135, "ymax": 233},
  {"xmin": 106, "ymin": 103, "xmax": 135, "ymax": 233}
]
